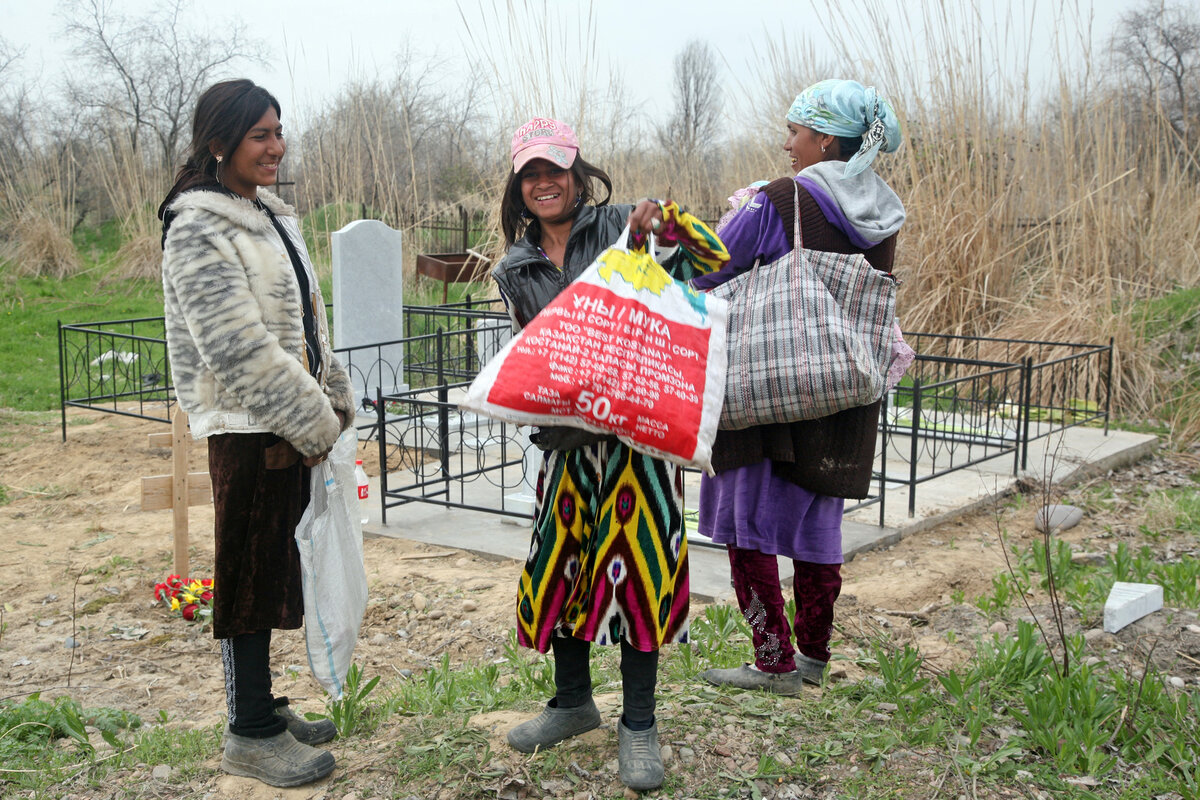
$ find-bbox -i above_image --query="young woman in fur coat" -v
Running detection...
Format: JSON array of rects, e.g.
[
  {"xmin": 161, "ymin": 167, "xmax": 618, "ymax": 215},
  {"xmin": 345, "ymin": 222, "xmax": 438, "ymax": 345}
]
[{"xmin": 158, "ymin": 79, "xmax": 355, "ymax": 789}]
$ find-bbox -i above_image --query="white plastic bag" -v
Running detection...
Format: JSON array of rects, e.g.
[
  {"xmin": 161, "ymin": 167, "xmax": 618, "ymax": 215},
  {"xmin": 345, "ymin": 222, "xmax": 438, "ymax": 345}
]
[{"xmin": 295, "ymin": 429, "xmax": 367, "ymax": 699}]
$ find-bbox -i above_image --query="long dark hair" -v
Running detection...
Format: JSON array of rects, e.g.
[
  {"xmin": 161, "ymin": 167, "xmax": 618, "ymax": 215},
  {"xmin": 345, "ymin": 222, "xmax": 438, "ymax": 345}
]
[
  {"xmin": 499, "ymin": 156, "xmax": 614, "ymax": 248},
  {"xmin": 157, "ymin": 79, "xmax": 282, "ymax": 223}
]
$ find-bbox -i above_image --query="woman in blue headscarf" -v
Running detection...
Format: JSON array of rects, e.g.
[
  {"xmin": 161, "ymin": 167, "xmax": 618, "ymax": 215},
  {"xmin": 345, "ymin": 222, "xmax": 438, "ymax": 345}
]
[{"xmin": 694, "ymin": 79, "xmax": 906, "ymax": 694}]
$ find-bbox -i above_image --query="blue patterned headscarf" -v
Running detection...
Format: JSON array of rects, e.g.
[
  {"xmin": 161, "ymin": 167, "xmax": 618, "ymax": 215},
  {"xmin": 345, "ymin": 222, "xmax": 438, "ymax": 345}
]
[{"xmin": 787, "ymin": 79, "xmax": 902, "ymax": 178}]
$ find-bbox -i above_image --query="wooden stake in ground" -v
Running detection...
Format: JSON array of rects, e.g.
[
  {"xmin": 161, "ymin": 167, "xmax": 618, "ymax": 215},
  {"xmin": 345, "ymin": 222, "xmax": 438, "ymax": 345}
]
[{"xmin": 141, "ymin": 410, "xmax": 212, "ymax": 578}]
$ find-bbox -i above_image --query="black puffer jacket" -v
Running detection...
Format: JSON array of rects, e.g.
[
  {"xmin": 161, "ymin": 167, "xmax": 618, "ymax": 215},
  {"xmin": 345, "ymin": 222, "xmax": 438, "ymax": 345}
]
[{"xmin": 492, "ymin": 203, "xmax": 633, "ymax": 329}]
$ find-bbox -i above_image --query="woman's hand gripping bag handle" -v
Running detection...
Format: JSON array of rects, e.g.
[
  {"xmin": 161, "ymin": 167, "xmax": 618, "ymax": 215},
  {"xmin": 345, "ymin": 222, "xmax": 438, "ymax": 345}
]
[
  {"xmin": 460, "ymin": 225, "xmax": 728, "ymax": 473},
  {"xmin": 294, "ymin": 429, "xmax": 368, "ymax": 700}
]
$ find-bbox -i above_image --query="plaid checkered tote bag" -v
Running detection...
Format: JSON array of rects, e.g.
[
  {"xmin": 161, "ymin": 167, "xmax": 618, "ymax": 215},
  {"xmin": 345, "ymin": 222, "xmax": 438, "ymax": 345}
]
[{"xmin": 709, "ymin": 182, "xmax": 896, "ymax": 430}]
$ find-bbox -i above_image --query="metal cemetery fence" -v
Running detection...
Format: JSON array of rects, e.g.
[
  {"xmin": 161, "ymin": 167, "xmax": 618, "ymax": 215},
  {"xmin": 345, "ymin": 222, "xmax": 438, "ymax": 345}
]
[
  {"xmin": 59, "ymin": 307, "xmax": 1113, "ymax": 527},
  {"xmin": 334, "ymin": 300, "xmax": 541, "ymax": 521},
  {"xmin": 58, "ymin": 316, "xmax": 175, "ymax": 438},
  {"xmin": 400, "ymin": 205, "xmax": 491, "ymax": 253},
  {"xmin": 879, "ymin": 334, "xmax": 1112, "ymax": 516},
  {"xmin": 900, "ymin": 333, "xmax": 1112, "ymax": 467}
]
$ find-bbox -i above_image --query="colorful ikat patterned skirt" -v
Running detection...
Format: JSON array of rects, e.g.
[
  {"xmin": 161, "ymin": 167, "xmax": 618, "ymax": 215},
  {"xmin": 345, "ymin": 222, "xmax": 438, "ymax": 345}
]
[{"xmin": 516, "ymin": 440, "xmax": 689, "ymax": 652}]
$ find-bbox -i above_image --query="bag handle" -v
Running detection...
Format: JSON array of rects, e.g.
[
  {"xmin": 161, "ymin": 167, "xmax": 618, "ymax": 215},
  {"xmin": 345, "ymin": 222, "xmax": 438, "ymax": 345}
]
[
  {"xmin": 792, "ymin": 180, "xmax": 804, "ymax": 252},
  {"xmin": 744, "ymin": 182, "xmax": 803, "ymax": 294},
  {"xmin": 613, "ymin": 224, "xmax": 658, "ymax": 257}
]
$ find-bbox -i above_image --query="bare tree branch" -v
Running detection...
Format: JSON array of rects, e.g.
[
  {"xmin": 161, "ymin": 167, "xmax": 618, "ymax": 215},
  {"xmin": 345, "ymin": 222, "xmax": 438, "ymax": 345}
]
[
  {"xmin": 60, "ymin": 0, "xmax": 267, "ymax": 171},
  {"xmin": 656, "ymin": 39, "xmax": 723, "ymax": 160},
  {"xmin": 1109, "ymin": 0, "xmax": 1200, "ymax": 147}
]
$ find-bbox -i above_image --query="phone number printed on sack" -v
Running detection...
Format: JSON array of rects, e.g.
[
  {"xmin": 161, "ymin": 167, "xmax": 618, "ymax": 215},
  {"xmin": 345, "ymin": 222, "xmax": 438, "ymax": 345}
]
[{"xmin": 514, "ymin": 308, "xmax": 702, "ymax": 412}]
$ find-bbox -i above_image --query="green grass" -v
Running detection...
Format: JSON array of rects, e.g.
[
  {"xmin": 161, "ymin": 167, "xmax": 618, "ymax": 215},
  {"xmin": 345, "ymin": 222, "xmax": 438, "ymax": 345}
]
[
  {"xmin": 1, "ymin": 603, "xmax": 1197, "ymax": 797},
  {"xmin": 973, "ymin": 532, "xmax": 1200, "ymax": 625},
  {"xmin": 0, "ymin": 214, "xmax": 496, "ymax": 414},
  {"xmin": 0, "ymin": 268, "xmax": 164, "ymax": 411}
]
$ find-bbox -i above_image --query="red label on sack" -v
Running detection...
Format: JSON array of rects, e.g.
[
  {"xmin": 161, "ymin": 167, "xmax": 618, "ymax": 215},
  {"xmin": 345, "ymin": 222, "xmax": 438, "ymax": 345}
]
[{"xmin": 486, "ymin": 282, "xmax": 711, "ymax": 459}]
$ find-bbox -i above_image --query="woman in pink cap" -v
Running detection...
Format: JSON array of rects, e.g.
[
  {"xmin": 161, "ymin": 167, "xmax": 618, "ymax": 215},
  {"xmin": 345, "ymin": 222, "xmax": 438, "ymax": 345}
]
[{"xmin": 492, "ymin": 116, "xmax": 726, "ymax": 792}]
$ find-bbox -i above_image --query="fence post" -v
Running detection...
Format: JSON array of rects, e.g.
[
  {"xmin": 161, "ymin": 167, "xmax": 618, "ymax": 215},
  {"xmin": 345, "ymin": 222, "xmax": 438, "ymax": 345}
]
[
  {"xmin": 908, "ymin": 378, "xmax": 921, "ymax": 517},
  {"xmin": 465, "ymin": 294, "xmax": 478, "ymax": 370},
  {"xmin": 1104, "ymin": 337, "xmax": 1113, "ymax": 436},
  {"xmin": 1020, "ymin": 356, "xmax": 1034, "ymax": 472},
  {"xmin": 58, "ymin": 320, "xmax": 67, "ymax": 442},
  {"xmin": 878, "ymin": 394, "xmax": 888, "ymax": 527},
  {"xmin": 377, "ymin": 387, "xmax": 387, "ymax": 526},
  {"xmin": 437, "ymin": 328, "xmax": 450, "ymax": 482},
  {"xmin": 459, "ymin": 205, "xmax": 468, "ymax": 252}
]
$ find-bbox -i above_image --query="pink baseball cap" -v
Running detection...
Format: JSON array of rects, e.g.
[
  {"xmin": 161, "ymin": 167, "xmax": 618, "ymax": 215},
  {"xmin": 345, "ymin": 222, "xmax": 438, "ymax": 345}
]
[{"xmin": 510, "ymin": 117, "xmax": 579, "ymax": 173}]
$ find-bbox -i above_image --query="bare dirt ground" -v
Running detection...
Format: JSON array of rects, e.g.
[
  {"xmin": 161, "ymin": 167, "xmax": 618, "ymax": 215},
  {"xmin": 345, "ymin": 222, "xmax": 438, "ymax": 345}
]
[{"xmin": 1, "ymin": 409, "xmax": 1198, "ymax": 799}]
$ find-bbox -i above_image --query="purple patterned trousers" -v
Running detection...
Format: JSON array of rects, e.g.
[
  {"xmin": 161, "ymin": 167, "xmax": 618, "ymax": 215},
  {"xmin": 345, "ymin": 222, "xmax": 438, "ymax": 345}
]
[{"xmin": 727, "ymin": 546, "xmax": 842, "ymax": 673}]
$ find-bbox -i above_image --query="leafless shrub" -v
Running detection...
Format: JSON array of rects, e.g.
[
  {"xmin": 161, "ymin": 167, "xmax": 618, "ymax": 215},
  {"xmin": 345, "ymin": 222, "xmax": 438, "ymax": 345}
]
[
  {"xmin": 7, "ymin": 204, "xmax": 80, "ymax": 280},
  {"xmin": 655, "ymin": 40, "xmax": 724, "ymax": 208},
  {"xmin": 106, "ymin": 230, "xmax": 161, "ymax": 284},
  {"xmin": 61, "ymin": 0, "xmax": 267, "ymax": 173},
  {"xmin": 1109, "ymin": 0, "xmax": 1200, "ymax": 155}
]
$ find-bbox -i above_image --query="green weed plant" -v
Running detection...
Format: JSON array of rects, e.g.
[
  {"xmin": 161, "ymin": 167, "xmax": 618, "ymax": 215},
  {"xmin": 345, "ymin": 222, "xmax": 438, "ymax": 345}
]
[{"xmin": 324, "ymin": 663, "xmax": 381, "ymax": 737}]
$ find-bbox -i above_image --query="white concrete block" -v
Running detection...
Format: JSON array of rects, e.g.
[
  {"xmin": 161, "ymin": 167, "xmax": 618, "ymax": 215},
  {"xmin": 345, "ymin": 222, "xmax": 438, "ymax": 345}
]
[{"xmin": 1103, "ymin": 582, "xmax": 1163, "ymax": 634}]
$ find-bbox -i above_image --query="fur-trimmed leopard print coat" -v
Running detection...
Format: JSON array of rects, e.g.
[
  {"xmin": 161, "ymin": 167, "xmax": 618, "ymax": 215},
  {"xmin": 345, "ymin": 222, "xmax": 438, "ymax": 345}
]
[{"xmin": 162, "ymin": 188, "xmax": 354, "ymax": 457}]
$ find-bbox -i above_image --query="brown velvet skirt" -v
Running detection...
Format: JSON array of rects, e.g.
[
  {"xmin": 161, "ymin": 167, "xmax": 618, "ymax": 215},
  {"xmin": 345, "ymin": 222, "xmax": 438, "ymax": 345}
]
[{"xmin": 207, "ymin": 432, "xmax": 308, "ymax": 639}]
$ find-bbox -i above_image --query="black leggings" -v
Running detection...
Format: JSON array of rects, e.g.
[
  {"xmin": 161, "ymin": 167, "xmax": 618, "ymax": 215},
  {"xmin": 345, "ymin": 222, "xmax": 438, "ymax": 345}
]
[
  {"xmin": 220, "ymin": 630, "xmax": 287, "ymax": 738},
  {"xmin": 551, "ymin": 635, "xmax": 658, "ymax": 726}
]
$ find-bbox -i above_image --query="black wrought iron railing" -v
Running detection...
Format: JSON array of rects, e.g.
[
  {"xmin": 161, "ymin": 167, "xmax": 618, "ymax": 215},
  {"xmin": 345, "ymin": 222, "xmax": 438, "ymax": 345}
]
[
  {"xmin": 374, "ymin": 325, "xmax": 534, "ymax": 521},
  {"xmin": 58, "ymin": 310, "xmax": 1113, "ymax": 528},
  {"xmin": 901, "ymin": 333, "xmax": 1112, "ymax": 469},
  {"xmin": 880, "ymin": 356, "xmax": 1026, "ymax": 517},
  {"xmin": 58, "ymin": 317, "xmax": 175, "ymax": 439}
]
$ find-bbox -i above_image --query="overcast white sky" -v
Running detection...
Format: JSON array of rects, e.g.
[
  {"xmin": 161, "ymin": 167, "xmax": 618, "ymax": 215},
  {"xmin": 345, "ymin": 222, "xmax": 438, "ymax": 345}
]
[{"xmin": 4, "ymin": 0, "xmax": 1137, "ymax": 124}]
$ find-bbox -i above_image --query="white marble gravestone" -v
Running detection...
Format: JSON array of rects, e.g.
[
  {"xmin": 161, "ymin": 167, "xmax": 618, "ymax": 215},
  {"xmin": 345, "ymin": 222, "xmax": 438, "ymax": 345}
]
[{"xmin": 332, "ymin": 219, "xmax": 406, "ymax": 413}]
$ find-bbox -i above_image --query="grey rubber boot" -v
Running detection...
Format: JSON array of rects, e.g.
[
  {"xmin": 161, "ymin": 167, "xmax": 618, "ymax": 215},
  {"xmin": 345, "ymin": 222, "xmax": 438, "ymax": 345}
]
[
  {"xmin": 698, "ymin": 664, "xmax": 807, "ymax": 695},
  {"xmin": 506, "ymin": 697, "xmax": 601, "ymax": 753},
  {"xmin": 795, "ymin": 654, "xmax": 829, "ymax": 686},
  {"xmin": 221, "ymin": 729, "xmax": 335, "ymax": 787},
  {"xmin": 274, "ymin": 701, "xmax": 338, "ymax": 745},
  {"xmin": 618, "ymin": 718, "xmax": 663, "ymax": 791}
]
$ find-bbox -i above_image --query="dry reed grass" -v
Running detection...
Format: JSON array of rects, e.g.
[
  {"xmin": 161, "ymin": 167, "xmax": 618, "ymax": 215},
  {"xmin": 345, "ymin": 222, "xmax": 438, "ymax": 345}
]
[
  {"xmin": 106, "ymin": 231, "xmax": 163, "ymax": 283},
  {"xmin": 5, "ymin": 206, "xmax": 80, "ymax": 280},
  {"xmin": 782, "ymin": 0, "xmax": 1200, "ymax": 437},
  {"xmin": 0, "ymin": 137, "xmax": 80, "ymax": 279},
  {"xmin": 2, "ymin": 0, "xmax": 1198, "ymax": 434}
]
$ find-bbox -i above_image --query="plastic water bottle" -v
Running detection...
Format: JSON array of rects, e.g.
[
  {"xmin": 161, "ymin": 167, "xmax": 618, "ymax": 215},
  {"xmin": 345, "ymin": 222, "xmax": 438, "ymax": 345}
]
[{"xmin": 354, "ymin": 459, "xmax": 370, "ymax": 526}]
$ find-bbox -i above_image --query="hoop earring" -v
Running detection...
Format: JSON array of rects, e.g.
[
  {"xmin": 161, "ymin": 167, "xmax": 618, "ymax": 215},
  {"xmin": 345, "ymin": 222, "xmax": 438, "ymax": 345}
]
[{"xmin": 820, "ymin": 145, "xmax": 826, "ymax": 154}]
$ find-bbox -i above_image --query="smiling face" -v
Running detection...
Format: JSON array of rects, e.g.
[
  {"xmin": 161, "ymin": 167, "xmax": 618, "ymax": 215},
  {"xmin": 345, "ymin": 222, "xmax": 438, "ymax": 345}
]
[
  {"xmin": 220, "ymin": 107, "xmax": 285, "ymax": 200},
  {"xmin": 783, "ymin": 121, "xmax": 833, "ymax": 173},
  {"xmin": 518, "ymin": 158, "xmax": 578, "ymax": 223}
]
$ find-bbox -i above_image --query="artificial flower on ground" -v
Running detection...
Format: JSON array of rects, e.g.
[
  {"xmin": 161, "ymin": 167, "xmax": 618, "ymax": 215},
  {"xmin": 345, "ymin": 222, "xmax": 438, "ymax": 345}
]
[{"xmin": 153, "ymin": 574, "xmax": 214, "ymax": 622}]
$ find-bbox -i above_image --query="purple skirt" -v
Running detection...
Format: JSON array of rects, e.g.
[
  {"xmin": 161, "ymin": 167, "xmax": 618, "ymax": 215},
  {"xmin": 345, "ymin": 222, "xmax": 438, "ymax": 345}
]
[{"xmin": 697, "ymin": 460, "xmax": 844, "ymax": 564}]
